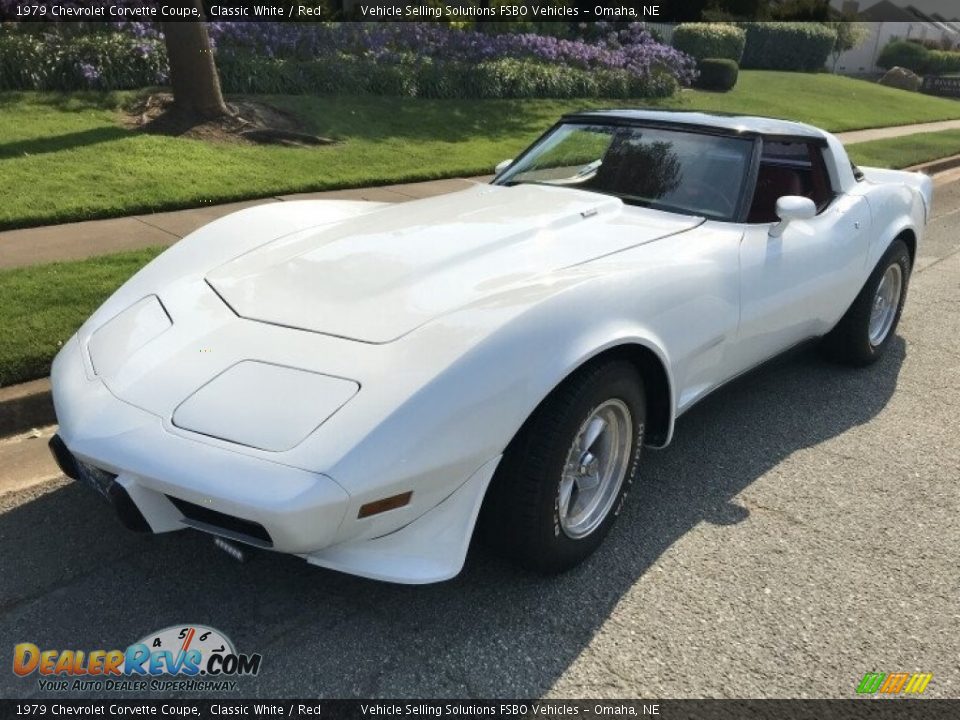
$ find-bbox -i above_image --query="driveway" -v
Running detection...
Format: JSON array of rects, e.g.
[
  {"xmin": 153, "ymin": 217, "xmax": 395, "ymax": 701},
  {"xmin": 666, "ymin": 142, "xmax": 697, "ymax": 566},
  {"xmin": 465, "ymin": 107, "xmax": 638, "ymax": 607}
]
[{"xmin": 2, "ymin": 179, "xmax": 959, "ymax": 699}]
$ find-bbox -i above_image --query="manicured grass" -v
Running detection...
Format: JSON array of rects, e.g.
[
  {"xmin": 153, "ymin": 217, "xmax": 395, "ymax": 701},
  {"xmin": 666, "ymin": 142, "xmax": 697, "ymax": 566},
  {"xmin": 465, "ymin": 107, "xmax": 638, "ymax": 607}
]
[
  {"xmin": 0, "ymin": 92, "xmax": 599, "ymax": 231},
  {"xmin": 0, "ymin": 248, "xmax": 162, "ymax": 387},
  {"xmin": 3, "ymin": 71, "xmax": 960, "ymax": 230},
  {"xmin": 654, "ymin": 71, "xmax": 960, "ymax": 132},
  {"xmin": 0, "ymin": 125, "xmax": 956, "ymax": 387},
  {"xmin": 847, "ymin": 128, "xmax": 960, "ymax": 169}
]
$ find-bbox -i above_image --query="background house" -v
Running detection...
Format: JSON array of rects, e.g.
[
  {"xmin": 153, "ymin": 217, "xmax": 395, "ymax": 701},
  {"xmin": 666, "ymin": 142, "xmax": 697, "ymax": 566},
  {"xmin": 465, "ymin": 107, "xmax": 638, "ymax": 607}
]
[{"xmin": 831, "ymin": 1, "xmax": 960, "ymax": 74}]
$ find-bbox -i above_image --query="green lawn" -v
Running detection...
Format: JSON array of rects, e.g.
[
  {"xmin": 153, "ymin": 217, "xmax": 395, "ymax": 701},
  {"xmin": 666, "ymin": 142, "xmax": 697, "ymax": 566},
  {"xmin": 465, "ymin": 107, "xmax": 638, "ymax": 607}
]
[
  {"xmin": 656, "ymin": 71, "xmax": 960, "ymax": 131},
  {"xmin": 848, "ymin": 128, "xmax": 960, "ymax": 169},
  {"xmin": 3, "ymin": 71, "xmax": 960, "ymax": 230},
  {"xmin": 2, "ymin": 126, "xmax": 958, "ymax": 388},
  {"xmin": 0, "ymin": 130, "xmax": 960, "ymax": 387},
  {"xmin": 0, "ymin": 248, "xmax": 162, "ymax": 387},
  {"xmin": 5, "ymin": 71, "xmax": 960, "ymax": 388}
]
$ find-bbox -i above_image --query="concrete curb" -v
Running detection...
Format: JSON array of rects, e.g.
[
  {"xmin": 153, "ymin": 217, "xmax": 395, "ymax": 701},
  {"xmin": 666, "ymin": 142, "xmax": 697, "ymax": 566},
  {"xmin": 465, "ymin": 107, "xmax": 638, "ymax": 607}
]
[
  {"xmin": 0, "ymin": 379, "xmax": 54, "ymax": 438},
  {"xmin": 908, "ymin": 153, "xmax": 960, "ymax": 176},
  {"xmin": 4, "ymin": 157, "xmax": 960, "ymax": 438}
]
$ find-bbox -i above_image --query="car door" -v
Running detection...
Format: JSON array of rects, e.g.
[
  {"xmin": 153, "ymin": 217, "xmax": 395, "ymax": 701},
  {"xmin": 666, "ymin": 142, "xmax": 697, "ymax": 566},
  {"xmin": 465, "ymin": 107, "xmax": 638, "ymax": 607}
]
[{"xmin": 734, "ymin": 141, "xmax": 872, "ymax": 371}]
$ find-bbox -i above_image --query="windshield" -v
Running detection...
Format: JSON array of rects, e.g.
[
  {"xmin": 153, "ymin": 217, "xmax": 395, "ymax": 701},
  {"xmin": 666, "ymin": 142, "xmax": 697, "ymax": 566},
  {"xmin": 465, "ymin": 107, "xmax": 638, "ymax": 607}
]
[{"xmin": 496, "ymin": 122, "xmax": 755, "ymax": 222}]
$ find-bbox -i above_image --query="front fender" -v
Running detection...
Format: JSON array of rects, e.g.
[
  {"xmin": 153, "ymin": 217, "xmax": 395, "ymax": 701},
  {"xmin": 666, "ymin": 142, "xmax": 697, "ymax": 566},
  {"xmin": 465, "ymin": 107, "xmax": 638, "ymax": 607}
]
[{"xmin": 320, "ymin": 270, "xmax": 678, "ymax": 547}]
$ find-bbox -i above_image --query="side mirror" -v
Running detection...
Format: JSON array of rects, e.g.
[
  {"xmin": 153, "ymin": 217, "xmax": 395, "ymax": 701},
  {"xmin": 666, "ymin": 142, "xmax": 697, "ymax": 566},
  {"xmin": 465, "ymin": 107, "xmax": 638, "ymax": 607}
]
[
  {"xmin": 494, "ymin": 158, "xmax": 513, "ymax": 176},
  {"xmin": 769, "ymin": 196, "xmax": 816, "ymax": 238}
]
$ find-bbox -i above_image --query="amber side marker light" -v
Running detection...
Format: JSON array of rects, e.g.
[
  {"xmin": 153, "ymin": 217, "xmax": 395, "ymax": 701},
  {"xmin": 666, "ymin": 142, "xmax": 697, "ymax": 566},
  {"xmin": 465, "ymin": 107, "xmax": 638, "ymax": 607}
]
[{"xmin": 358, "ymin": 491, "xmax": 413, "ymax": 518}]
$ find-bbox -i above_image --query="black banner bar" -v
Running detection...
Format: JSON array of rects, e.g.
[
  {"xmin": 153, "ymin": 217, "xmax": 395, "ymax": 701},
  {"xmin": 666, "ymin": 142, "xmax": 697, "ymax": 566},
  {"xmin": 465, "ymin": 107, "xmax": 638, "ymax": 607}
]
[
  {"xmin": 2, "ymin": 0, "xmax": 959, "ymax": 24},
  {"xmin": 1, "ymin": 700, "xmax": 960, "ymax": 720}
]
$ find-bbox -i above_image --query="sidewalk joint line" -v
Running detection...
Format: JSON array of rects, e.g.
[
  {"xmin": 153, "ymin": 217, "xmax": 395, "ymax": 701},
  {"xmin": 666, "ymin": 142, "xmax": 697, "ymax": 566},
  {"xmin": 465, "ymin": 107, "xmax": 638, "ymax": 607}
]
[
  {"xmin": 915, "ymin": 244, "xmax": 960, "ymax": 275},
  {"xmin": 131, "ymin": 217, "xmax": 185, "ymax": 240}
]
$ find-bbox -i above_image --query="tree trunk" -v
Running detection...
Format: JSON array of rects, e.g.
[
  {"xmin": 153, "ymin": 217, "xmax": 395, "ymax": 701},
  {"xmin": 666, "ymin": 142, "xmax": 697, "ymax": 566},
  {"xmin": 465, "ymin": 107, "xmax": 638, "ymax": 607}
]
[{"xmin": 160, "ymin": 2, "xmax": 228, "ymax": 120}]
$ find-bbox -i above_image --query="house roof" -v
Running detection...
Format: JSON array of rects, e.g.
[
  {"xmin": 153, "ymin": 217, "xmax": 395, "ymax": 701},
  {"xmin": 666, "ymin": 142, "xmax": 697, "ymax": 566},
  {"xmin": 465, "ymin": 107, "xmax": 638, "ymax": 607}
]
[{"xmin": 858, "ymin": 0, "xmax": 919, "ymax": 21}]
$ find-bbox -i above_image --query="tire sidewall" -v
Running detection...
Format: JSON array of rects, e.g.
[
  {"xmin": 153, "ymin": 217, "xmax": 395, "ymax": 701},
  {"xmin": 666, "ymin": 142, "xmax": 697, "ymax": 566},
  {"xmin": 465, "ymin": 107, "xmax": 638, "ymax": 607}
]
[
  {"xmin": 541, "ymin": 364, "xmax": 645, "ymax": 566},
  {"xmin": 863, "ymin": 241, "xmax": 911, "ymax": 360}
]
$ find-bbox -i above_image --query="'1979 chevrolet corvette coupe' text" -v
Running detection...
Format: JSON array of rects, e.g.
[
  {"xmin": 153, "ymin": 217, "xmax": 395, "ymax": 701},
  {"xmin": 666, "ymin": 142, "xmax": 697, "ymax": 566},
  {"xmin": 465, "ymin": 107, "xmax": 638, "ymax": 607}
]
[{"xmin": 50, "ymin": 110, "xmax": 932, "ymax": 583}]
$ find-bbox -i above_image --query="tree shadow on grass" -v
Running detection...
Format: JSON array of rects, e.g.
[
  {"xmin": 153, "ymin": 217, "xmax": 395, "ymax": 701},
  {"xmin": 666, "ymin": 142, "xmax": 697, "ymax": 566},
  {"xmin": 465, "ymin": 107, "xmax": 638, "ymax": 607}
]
[
  {"xmin": 0, "ymin": 127, "xmax": 133, "ymax": 160},
  {"xmin": 265, "ymin": 94, "xmax": 599, "ymax": 145},
  {"xmin": 0, "ymin": 339, "xmax": 906, "ymax": 698},
  {"xmin": 0, "ymin": 90, "xmax": 137, "ymax": 113},
  {"xmin": 0, "ymin": 91, "xmax": 624, "ymax": 156}
]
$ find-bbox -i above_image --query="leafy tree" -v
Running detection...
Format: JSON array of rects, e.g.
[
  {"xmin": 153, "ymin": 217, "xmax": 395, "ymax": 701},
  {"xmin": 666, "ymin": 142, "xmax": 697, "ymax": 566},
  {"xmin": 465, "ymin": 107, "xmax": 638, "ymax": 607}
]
[
  {"xmin": 159, "ymin": 0, "xmax": 228, "ymax": 119},
  {"xmin": 714, "ymin": 0, "xmax": 768, "ymax": 18},
  {"xmin": 771, "ymin": 0, "xmax": 831, "ymax": 21},
  {"xmin": 827, "ymin": 21, "xmax": 872, "ymax": 70}
]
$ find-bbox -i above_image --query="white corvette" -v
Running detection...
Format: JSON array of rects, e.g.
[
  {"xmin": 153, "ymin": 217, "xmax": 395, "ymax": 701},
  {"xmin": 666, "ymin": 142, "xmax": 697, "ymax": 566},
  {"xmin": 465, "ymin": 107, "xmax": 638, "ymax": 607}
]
[{"xmin": 50, "ymin": 110, "xmax": 932, "ymax": 583}]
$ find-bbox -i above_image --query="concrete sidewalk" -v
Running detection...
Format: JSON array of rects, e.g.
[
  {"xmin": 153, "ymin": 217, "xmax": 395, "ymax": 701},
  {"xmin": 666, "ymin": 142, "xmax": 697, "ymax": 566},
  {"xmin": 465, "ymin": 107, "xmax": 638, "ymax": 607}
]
[
  {"xmin": 835, "ymin": 118, "xmax": 960, "ymax": 145},
  {"xmin": 0, "ymin": 177, "xmax": 492, "ymax": 270},
  {"xmin": 4, "ymin": 117, "xmax": 960, "ymax": 271}
]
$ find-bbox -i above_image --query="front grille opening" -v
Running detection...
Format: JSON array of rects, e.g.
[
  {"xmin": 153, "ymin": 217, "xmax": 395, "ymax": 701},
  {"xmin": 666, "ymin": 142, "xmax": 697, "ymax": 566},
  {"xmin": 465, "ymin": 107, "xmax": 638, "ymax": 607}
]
[{"xmin": 166, "ymin": 496, "xmax": 273, "ymax": 548}]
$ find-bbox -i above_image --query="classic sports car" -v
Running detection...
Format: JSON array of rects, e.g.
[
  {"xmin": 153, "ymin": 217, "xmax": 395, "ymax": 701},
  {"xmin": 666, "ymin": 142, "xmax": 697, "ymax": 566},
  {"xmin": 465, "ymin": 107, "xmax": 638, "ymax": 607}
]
[{"xmin": 50, "ymin": 110, "xmax": 932, "ymax": 583}]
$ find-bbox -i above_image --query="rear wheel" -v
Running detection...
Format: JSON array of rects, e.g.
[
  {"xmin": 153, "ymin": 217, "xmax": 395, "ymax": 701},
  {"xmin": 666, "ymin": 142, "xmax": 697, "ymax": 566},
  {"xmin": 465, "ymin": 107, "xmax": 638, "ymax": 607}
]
[
  {"xmin": 822, "ymin": 239, "xmax": 911, "ymax": 366},
  {"xmin": 479, "ymin": 360, "xmax": 645, "ymax": 574}
]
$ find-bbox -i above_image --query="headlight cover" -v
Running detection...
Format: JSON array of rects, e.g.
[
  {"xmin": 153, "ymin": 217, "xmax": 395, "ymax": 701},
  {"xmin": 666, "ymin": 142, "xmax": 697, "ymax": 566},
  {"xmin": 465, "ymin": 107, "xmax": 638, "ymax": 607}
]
[
  {"xmin": 88, "ymin": 295, "xmax": 172, "ymax": 377},
  {"xmin": 172, "ymin": 361, "xmax": 359, "ymax": 452}
]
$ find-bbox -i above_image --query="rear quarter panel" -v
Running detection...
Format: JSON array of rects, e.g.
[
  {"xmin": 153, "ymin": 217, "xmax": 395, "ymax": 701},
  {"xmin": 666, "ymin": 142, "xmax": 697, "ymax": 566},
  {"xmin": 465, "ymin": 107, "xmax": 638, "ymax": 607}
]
[{"xmin": 855, "ymin": 168, "xmax": 930, "ymax": 268}]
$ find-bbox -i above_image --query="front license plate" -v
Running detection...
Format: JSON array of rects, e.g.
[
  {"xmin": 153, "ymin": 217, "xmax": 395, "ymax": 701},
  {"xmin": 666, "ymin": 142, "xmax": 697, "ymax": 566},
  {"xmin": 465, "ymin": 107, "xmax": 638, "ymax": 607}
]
[{"xmin": 74, "ymin": 461, "xmax": 117, "ymax": 501}]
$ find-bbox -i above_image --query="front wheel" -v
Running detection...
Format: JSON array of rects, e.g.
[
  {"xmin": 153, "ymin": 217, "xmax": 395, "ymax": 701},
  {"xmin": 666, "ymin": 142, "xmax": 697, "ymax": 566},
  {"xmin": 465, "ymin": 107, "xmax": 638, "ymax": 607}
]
[
  {"xmin": 822, "ymin": 239, "xmax": 911, "ymax": 366},
  {"xmin": 479, "ymin": 360, "xmax": 645, "ymax": 574}
]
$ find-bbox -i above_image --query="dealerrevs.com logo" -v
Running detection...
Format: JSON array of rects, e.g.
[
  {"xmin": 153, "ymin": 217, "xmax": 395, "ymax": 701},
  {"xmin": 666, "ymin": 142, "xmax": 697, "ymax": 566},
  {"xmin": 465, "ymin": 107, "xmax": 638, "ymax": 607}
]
[{"xmin": 13, "ymin": 625, "xmax": 262, "ymax": 692}]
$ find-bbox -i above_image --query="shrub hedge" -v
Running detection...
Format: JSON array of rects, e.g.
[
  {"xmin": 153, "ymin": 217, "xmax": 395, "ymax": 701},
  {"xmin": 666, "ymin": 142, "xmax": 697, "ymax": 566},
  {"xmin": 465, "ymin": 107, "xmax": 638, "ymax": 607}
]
[
  {"xmin": 878, "ymin": 40, "xmax": 960, "ymax": 75},
  {"xmin": 696, "ymin": 59, "xmax": 739, "ymax": 92},
  {"xmin": 738, "ymin": 22, "xmax": 837, "ymax": 71},
  {"xmin": 877, "ymin": 40, "xmax": 932, "ymax": 73},
  {"xmin": 0, "ymin": 29, "xmax": 682, "ymax": 99},
  {"xmin": 0, "ymin": 32, "xmax": 166, "ymax": 90},
  {"xmin": 925, "ymin": 49, "xmax": 960, "ymax": 75},
  {"xmin": 672, "ymin": 23, "xmax": 745, "ymax": 63},
  {"xmin": 216, "ymin": 54, "xmax": 680, "ymax": 100}
]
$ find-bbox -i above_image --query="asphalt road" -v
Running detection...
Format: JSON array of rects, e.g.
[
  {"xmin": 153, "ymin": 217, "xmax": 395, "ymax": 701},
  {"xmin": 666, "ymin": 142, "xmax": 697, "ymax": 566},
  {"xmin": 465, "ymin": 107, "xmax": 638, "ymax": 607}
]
[{"xmin": 2, "ymin": 177, "xmax": 959, "ymax": 700}]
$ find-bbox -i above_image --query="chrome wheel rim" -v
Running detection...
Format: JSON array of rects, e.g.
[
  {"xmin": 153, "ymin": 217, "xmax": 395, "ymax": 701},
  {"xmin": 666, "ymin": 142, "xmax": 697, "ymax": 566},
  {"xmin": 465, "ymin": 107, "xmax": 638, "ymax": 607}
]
[
  {"xmin": 558, "ymin": 399, "xmax": 633, "ymax": 539},
  {"xmin": 868, "ymin": 264, "xmax": 903, "ymax": 347}
]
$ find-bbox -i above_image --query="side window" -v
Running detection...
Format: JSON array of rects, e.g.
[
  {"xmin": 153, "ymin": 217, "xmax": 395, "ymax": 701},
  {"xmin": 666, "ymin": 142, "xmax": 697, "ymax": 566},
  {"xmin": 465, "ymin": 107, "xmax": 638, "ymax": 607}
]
[{"xmin": 747, "ymin": 140, "xmax": 836, "ymax": 224}]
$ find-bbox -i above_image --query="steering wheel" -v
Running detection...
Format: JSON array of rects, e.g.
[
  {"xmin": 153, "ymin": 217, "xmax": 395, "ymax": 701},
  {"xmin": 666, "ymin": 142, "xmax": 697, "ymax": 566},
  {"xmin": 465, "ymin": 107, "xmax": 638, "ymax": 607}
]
[{"xmin": 676, "ymin": 180, "xmax": 736, "ymax": 215}]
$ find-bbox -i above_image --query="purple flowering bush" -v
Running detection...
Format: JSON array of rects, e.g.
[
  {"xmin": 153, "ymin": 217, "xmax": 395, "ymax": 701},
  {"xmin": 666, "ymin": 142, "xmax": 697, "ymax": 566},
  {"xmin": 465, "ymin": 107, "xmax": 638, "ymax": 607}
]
[
  {"xmin": 217, "ymin": 53, "xmax": 680, "ymax": 100},
  {"xmin": 210, "ymin": 22, "xmax": 694, "ymax": 99},
  {"xmin": 0, "ymin": 29, "xmax": 166, "ymax": 90},
  {"xmin": 210, "ymin": 22, "xmax": 697, "ymax": 88},
  {"xmin": 0, "ymin": 19, "xmax": 695, "ymax": 98}
]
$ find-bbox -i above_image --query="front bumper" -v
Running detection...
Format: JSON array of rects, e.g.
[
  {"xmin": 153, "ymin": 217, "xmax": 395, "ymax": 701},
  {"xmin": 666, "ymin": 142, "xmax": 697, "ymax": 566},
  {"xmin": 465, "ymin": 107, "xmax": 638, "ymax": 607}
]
[
  {"xmin": 51, "ymin": 336, "xmax": 351, "ymax": 554},
  {"xmin": 51, "ymin": 335, "xmax": 501, "ymax": 583},
  {"xmin": 49, "ymin": 433, "xmax": 151, "ymax": 534}
]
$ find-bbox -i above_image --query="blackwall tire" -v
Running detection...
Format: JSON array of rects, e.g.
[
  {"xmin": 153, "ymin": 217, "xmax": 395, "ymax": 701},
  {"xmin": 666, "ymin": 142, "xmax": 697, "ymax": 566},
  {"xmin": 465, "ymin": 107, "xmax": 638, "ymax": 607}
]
[
  {"xmin": 479, "ymin": 359, "xmax": 645, "ymax": 574},
  {"xmin": 822, "ymin": 239, "xmax": 911, "ymax": 367}
]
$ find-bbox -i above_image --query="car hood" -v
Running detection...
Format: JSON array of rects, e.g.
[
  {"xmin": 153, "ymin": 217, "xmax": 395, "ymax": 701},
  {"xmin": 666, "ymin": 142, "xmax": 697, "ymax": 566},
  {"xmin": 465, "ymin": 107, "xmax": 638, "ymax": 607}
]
[{"xmin": 206, "ymin": 184, "xmax": 701, "ymax": 343}]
